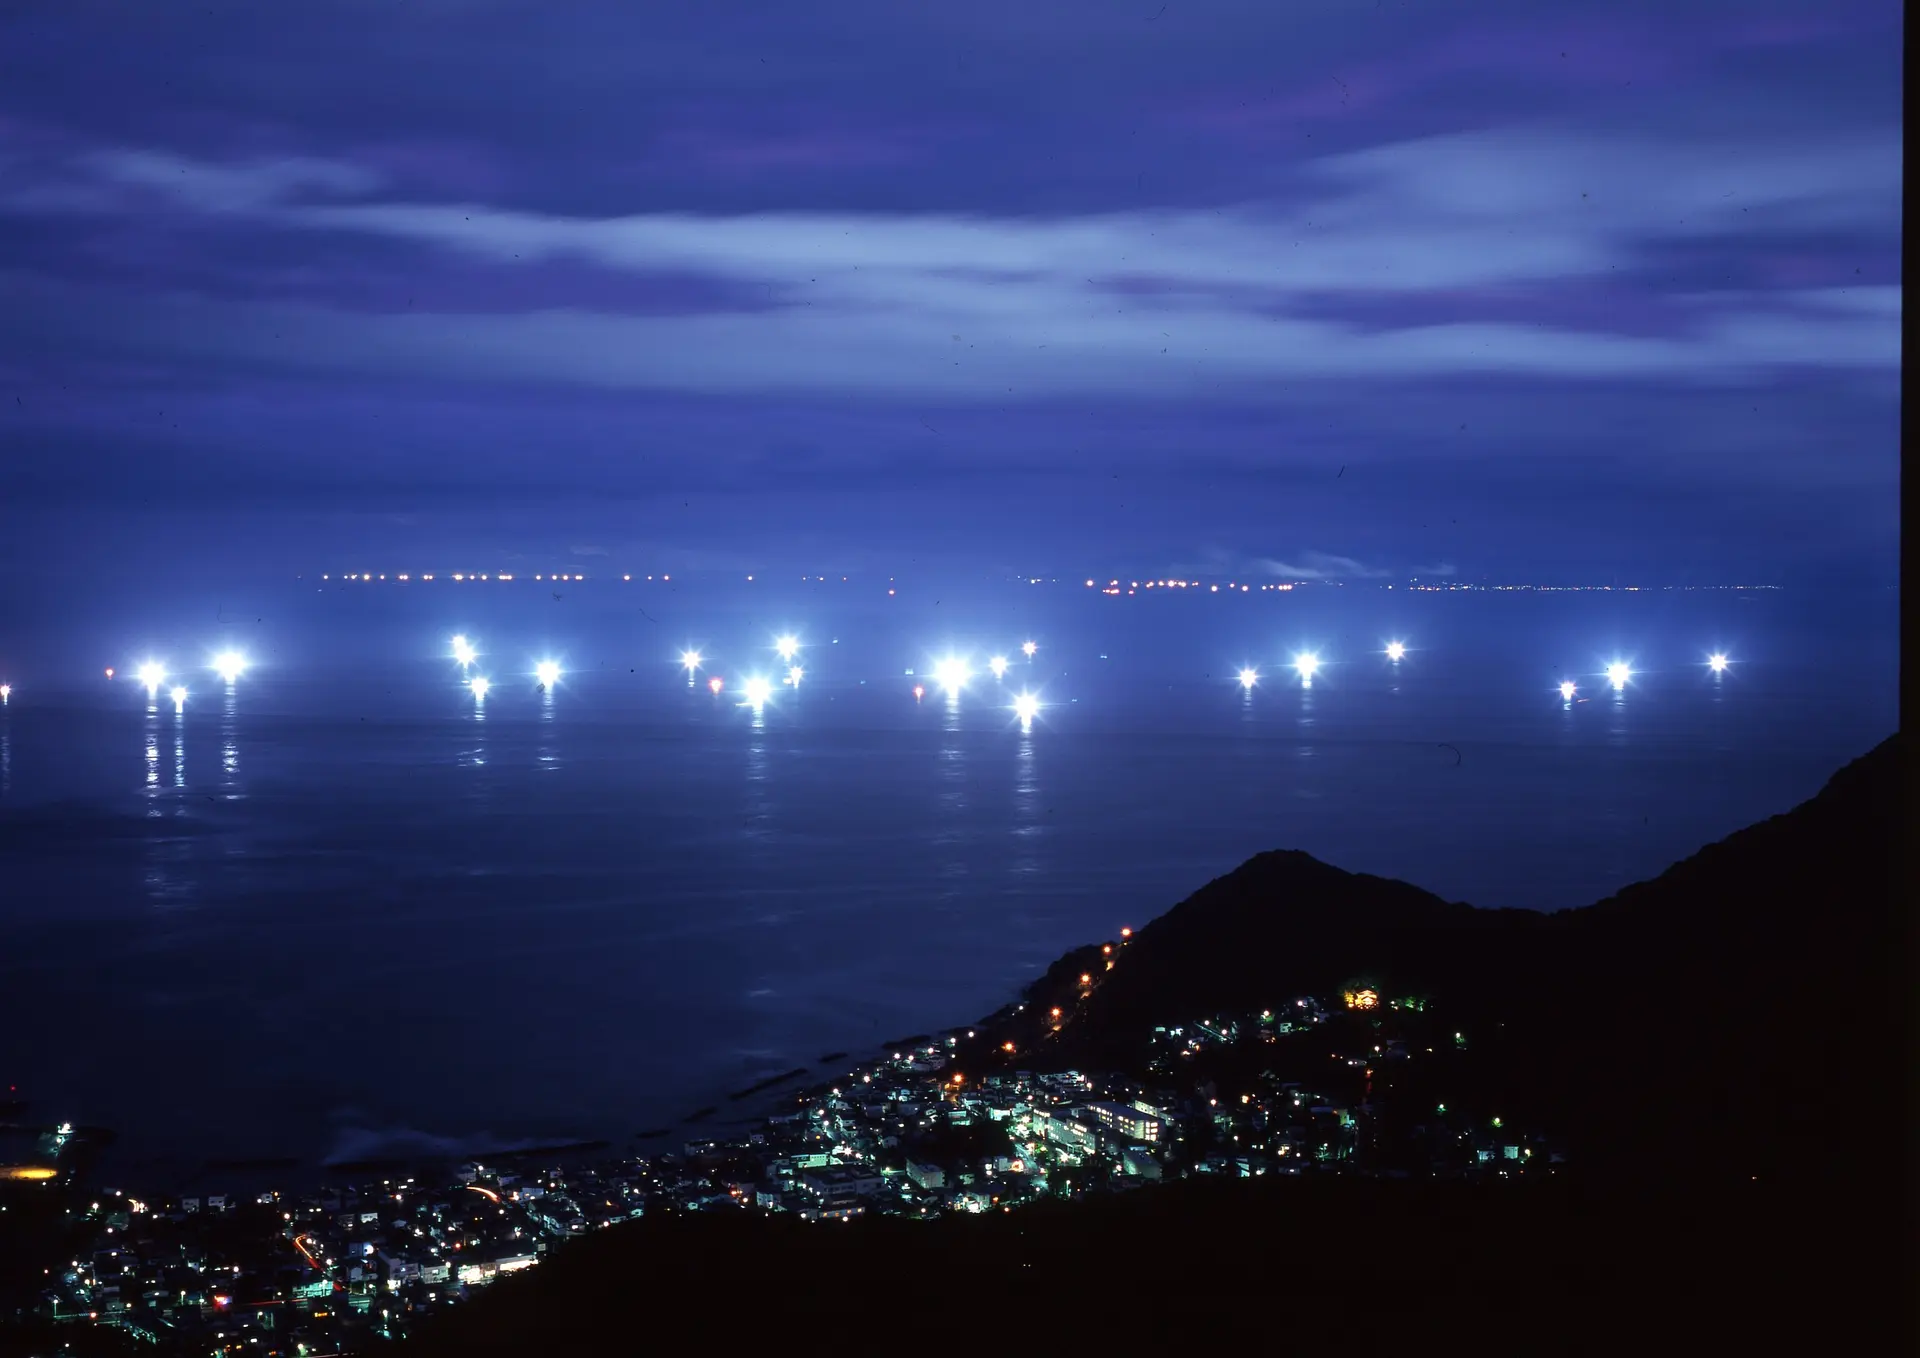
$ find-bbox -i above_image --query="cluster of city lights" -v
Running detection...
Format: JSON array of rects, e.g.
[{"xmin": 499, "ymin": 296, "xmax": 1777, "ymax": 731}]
[
  {"xmin": 447, "ymin": 635, "xmax": 565, "ymax": 700},
  {"xmin": 437, "ymin": 632, "xmax": 1049, "ymax": 722},
  {"xmin": 95, "ymin": 652, "xmax": 254, "ymax": 712},
  {"xmin": 68, "ymin": 637, "xmax": 1731, "ymax": 720},
  {"xmin": 1227, "ymin": 643, "xmax": 1732, "ymax": 702}
]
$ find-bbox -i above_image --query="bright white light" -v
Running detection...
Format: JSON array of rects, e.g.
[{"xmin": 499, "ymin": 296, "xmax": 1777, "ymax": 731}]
[
  {"xmin": 1293, "ymin": 652, "xmax": 1320, "ymax": 681},
  {"xmin": 681, "ymin": 649, "xmax": 702, "ymax": 674},
  {"xmin": 169, "ymin": 686, "xmax": 188, "ymax": 710},
  {"xmin": 1559, "ymin": 680, "xmax": 1577, "ymax": 701},
  {"xmin": 1021, "ymin": 641, "xmax": 1037, "ymax": 658},
  {"xmin": 708, "ymin": 676, "xmax": 724, "ymax": 694},
  {"xmin": 0, "ymin": 684, "xmax": 10, "ymax": 703},
  {"xmin": 1707, "ymin": 653, "xmax": 1729, "ymax": 673},
  {"xmin": 1385, "ymin": 641, "xmax": 1406, "ymax": 662},
  {"xmin": 1012, "ymin": 692, "xmax": 1041, "ymax": 722},
  {"xmin": 1606, "ymin": 662, "xmax": 1632, "ymax": 689},
  {"xmin": 136, "ymin": 661, "xmax": 167, "ymax": 691},
  {"xmin": 935, "ymin": 657, "xmax": 972, "ymax": 694},
  {"xmin": 787, "ymin": 665, "xmax": 804, "ymax": 687},
  {"xmin": 775, "ymin": 635, "xmax": 799, "ymax": 662},
  {"xmin": 212, "ymin": 651, "xmax": 248, "ymax": 684},
  {"xmin": 743, "ymin": 676, "xmax": 773, "ymax": 707},
  {"xmin": 469, "ymin": 676, "xmax": 491, "ymax": 699},
  {"xmin": 1238, "ymin": 667, "xmax": 1259, "ymax": 690},
  {"xmin": 989, "ymin": 655, "xmax": 1009, "ymax": 680},
  {"xmin": 452, "ymin": 636, "xmax": 477, "ymax": 667},
  {"xmin": 535, "ymin": 660, "xmax": 562, "ymax": 689}
]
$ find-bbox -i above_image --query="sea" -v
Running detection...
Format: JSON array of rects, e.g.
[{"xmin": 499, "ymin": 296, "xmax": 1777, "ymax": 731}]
[{"xmin": 0, "ymin": 578, "xmax": 1899, "ymax": 1185}]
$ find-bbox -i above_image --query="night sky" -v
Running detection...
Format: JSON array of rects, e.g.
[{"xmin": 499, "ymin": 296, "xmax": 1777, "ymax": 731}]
[{"xmin": 0, "ymin": 1, "xmax": 1901, "ymax": 587}]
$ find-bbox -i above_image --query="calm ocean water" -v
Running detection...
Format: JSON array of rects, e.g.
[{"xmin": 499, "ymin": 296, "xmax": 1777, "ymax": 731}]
[{"xmin": 0, "ymin": 583, "xmax": 1898, "ymax": 1179}]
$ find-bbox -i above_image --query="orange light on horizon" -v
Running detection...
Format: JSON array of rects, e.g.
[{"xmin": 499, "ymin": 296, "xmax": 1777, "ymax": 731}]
[{"xmin": 0, "ymin": 1167, "xmax": 57, "ymax": 1181}]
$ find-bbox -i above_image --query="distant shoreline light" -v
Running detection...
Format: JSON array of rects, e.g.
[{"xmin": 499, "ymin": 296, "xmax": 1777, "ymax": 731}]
[{"xmin": 298, "ymin": 571, "xmax": 1792, "ymax": 593}]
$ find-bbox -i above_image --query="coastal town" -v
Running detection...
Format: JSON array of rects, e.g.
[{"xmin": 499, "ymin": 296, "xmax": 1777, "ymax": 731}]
[{"xmin": 5, "ymin": 979, "xmax": 1558, "ymax": 1353}]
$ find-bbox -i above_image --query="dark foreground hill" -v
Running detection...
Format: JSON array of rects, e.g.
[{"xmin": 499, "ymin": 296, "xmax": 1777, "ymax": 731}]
[
  {"xmin": 409, "ymin": 1177, "xmax": 1894, "ymax": 1351},
  {"xmin": 411, "ymin": 735, "xmax": 1909, "ymax": 1350}
]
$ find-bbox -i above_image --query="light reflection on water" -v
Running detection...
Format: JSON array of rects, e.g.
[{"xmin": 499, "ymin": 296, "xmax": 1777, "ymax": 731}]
[
  {"xmin": 1606, "ymin": 680, "xmax": 1631, "ymax": 749},
  {"xmin": 144, "ymin": 700, "xmax": 160, "ymax": 799},
  {"xmin": 462, "ymin": 676, "xmax": 488, "ymax": 770},
  {"xmin": 537, "ymin": 685, "xmax": 557, "ymax": 771},
  {"xmin": 741, "ymin": 699, "xmax": 769, "ymax": 843},
  {"xmin": 220, "ymin": 683, "xmax": 240, "ymax": 795},
  {"xmin": 934, "ymin": 692, "xmax": 967, "ymax": 864},
  {"xmin": 1010, "ymin": 723, "xmax": 1041, "ymax": 880}
]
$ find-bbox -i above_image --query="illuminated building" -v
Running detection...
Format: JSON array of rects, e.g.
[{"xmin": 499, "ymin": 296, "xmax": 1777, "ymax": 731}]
[
  {"xmin": 1029, "ymin": 1108, "xmax": 1096, "ymax": 1153},
  {"xmin": 1085, "ymin": 1101, "xmax": 1165, "ymax": 1143}
]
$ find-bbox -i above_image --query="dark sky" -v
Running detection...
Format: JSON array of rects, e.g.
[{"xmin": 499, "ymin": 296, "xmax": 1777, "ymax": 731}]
[{"xmin": 0, "ymin": 0, "xmax": 1901, "ymax": 585}]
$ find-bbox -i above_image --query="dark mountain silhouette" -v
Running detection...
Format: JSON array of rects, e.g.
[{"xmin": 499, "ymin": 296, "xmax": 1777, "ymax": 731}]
[
  {"xmin": 408, "ymin": 735, "xmax": 1907, "ymax": 1347},
  {"xmin": 983, "ymin": 733, "xmax": 1903, "ymax": 1191}
]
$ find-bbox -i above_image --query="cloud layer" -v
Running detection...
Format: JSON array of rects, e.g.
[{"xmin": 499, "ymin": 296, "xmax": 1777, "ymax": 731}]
[{"xmin": 2, "ymin": 124, "xmax": 1899, "ymax": 400}]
